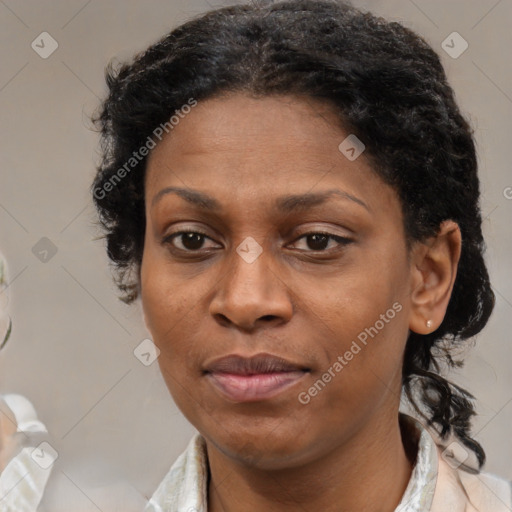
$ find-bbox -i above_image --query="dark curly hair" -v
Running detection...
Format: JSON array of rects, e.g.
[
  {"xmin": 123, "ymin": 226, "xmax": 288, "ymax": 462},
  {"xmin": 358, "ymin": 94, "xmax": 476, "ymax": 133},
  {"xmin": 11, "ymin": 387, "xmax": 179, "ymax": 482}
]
[{"xmin": 91, "ymin": 0, "xmax": 495, "ymax": 469}]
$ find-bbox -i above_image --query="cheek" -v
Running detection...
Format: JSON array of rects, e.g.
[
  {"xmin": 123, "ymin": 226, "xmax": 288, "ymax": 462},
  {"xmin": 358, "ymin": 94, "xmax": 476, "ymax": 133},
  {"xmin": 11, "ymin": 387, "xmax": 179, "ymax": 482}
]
[
  {"xmin": 140, "ymin": 257, "xmax": 196, "ymax": 408},
  {"xmin": 140, "ymin": 244, "xmax": 207, "ymax": 374},
  {"xmin": 299, "ymin": 308, "xmax": 408, "ymax": 430},
  {"xmin": 140, "ymin": 256, "xmax": 166, "ymax": 337},
  {"xmin": 306, "ymin": 256, "xmax": 410, "ymax": 404},
  {"xmin": 141, "ymin": 245, "xmax": 181, "ymax": 349}
]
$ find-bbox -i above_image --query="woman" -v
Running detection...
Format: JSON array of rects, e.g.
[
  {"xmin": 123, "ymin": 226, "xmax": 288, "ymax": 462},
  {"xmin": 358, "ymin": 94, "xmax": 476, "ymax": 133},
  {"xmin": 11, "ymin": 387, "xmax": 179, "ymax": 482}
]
[
  {"xmin": 91, "ymin": 1, "xmax": 512, "ymax": 510},
  {"xmin": 0, "ymin": 253, "xmax": 54, "ymax": 512}
]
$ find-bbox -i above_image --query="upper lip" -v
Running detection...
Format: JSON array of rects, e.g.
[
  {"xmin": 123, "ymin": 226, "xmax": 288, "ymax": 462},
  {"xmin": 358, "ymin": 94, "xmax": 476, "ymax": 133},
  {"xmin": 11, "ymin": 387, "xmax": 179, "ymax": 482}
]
[{"xmin": 203, "ymin": 353, "xmax": 310, "ymax": 375}]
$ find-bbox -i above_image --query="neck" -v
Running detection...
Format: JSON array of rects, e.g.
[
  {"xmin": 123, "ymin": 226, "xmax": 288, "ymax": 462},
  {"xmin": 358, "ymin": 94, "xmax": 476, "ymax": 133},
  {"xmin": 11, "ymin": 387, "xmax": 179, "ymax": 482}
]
[{"xmin": 207, "ymin": 411, "xmax": 416, "ymax": 512}]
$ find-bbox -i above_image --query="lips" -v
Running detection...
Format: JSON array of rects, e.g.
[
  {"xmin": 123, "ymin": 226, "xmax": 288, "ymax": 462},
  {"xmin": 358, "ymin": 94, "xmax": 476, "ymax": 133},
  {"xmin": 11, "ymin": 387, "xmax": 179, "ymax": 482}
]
[
  {"xmin": 203, "ymin": 353, "xmax": 310, "ymax": 402},
  {"xmin": 204, "ymin": 353, "xmax": 310, "ymax": 375}
]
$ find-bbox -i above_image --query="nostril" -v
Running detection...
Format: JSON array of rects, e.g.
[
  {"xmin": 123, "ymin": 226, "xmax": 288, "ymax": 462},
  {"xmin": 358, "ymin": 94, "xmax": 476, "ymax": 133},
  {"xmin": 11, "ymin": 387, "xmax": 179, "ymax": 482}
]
[{"xmin": 213, "ymin": 313, "xmax": 231, "ymax": 327}]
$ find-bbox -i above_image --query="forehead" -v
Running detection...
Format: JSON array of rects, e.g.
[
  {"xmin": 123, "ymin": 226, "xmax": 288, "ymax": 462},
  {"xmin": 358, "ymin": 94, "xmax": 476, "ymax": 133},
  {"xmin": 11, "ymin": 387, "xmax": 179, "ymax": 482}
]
[
  {"xmin": 147, "ymin": 94, "xmax": 344, "ymax": 170},
  {"xmin": 144, "ymin": 93, "xmax": 399, "ymax": 218}
]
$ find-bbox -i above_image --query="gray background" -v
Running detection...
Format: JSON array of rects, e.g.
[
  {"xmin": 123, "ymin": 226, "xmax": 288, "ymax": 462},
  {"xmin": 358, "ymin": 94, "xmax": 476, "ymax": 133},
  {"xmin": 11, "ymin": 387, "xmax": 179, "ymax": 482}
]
[{"xmin": 0, "ymin": 0, "xmax": 511, "ymax": 506}]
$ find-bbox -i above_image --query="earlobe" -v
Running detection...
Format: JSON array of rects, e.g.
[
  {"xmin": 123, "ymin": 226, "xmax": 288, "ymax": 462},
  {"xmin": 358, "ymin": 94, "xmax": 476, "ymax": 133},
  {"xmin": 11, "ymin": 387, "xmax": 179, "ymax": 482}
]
[{"xmin": 408, "ymin": 220, "xmax": 462, "ymax": 335}]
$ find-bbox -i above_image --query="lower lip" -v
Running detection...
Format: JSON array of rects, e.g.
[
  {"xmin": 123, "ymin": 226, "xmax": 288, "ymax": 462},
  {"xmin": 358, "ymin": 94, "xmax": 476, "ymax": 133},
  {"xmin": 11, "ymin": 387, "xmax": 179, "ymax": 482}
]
[{"xmin": 206, "ymin": 371, "xmax": 308, "ymax": 402}]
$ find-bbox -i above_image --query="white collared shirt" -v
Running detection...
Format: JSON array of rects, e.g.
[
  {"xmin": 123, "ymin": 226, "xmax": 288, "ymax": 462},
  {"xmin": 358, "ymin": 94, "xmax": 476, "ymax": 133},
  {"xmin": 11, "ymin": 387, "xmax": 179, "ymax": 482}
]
[
  {"xmin": 144, "ymin": 413, "xmax": 512, "ymax": 512},
  {"xmin": 0, "ymin": 394, "xmax": 53, "ymax": 512},
  {"xmin": 0, "ymin": 394, "xmax": 149, "ymax": 512}
]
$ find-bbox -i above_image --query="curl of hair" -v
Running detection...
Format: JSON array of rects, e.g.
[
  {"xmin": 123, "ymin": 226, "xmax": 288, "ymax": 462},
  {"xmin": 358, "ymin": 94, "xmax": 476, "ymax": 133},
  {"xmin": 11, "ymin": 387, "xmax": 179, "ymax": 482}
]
[{"xmin": 91, "ymin": 0, "xmax": 495, "ymax": 468}]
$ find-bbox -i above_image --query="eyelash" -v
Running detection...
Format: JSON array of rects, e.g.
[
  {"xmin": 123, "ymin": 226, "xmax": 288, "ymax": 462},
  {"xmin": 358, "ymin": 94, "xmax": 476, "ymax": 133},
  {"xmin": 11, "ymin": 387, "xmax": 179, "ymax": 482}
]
[{"xmin": 163, "ymin": 230, "xmax": 352, "ymax": 254}]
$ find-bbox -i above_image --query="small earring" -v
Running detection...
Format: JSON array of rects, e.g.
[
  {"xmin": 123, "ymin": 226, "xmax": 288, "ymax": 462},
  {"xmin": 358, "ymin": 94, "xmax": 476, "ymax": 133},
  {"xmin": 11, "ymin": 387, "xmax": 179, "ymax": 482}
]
[{"xmin": 426, "ymin": 320, "xmax": 433, "ymax": 329}]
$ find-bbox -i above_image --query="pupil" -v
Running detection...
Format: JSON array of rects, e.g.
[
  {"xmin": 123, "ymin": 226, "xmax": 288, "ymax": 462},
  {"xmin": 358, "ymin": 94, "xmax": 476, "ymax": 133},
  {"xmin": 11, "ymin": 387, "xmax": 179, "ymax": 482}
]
[
  {"xmin": 308, "ymin": 234, "xmax": 328, "ymax": 250},
  {"xmin": 183, "ymin": 233, "xmax": 204, "ymax": 250}
]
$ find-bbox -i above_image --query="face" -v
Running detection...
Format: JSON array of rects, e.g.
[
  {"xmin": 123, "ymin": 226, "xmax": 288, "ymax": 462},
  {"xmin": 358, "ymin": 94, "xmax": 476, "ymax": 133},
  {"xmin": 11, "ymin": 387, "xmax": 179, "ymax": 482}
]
[{"xmin": 141, "ymin": 93, "xmax": 417, "ymax": 469}]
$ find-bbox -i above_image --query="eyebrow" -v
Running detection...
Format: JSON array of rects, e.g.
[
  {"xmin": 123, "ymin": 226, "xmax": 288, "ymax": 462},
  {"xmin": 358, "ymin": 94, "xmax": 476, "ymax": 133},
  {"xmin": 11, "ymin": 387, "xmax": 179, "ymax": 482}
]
[{"xmin": 151, "ymin": 186, "xmax": 370, "ymax": 213}]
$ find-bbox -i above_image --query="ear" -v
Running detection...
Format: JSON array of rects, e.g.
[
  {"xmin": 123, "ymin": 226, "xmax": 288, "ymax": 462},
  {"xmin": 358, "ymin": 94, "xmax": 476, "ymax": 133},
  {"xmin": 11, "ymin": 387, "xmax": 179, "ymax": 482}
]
[{"xmin": 408, "ymin": 220, "xmax": 462, "ymax": 334}]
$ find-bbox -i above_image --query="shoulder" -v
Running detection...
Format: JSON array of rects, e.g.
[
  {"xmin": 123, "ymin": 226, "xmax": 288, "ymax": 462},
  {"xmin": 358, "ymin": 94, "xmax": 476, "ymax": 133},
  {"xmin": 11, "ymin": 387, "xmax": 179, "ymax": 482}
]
[
  {"xmin": 459, "ymin": 467, "xmax": 512, "ymax": 511},
  {"xmin": 0, "ymin": 393, "xmax": 48, "ymax": 467},
  {"xmin": 399, "ymin": 413, "xmax": 512, "ymax": 512},
  {"xmin": 0, "ymin": 393, "xmax": 48, "ymax": 433},
  {"xmin": 0, "ymin": 393, "xmax": 54, "ymax": 511},
  {"xmin": 431, "ymin": 443, "xmax": 512, "ymax": 512}
]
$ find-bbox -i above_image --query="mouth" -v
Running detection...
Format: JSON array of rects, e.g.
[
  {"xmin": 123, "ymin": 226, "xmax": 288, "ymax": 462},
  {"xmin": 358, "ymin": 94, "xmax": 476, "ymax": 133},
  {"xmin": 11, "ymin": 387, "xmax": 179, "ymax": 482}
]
[{"xmin": 203, "ymin": 353, "xmax": 311, "ymax": 402}]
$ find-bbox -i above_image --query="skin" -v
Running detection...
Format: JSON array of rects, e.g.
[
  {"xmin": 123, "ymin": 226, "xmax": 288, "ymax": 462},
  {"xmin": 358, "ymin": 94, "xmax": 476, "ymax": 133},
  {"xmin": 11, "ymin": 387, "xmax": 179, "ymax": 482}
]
[
  {"xmin": 0, "ymin": 399, "xmax": 17, "ymax": 471},
  {"xmin": 0, "ymin": 264, "xmax": 17, "ymax": 471},
  {"xmin": 141, "ymin": 93, "xmax": 461, "ymax": 512}
]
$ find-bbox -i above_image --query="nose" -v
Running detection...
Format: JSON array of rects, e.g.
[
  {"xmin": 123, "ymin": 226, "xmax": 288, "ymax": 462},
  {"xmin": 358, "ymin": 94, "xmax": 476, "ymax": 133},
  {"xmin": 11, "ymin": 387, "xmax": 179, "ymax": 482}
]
[{"xmin": 209, "ymin": 239, "xmax": 293, "ymax": 332}]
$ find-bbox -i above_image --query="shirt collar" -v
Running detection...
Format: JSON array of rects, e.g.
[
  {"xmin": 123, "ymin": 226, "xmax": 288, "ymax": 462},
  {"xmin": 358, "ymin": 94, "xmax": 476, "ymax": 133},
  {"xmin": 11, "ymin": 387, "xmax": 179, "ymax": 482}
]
[
  {"xmin": 144, "ymin": 433, "xmax": 209, "ymax": 512},
  {"xmin": 395, "ymin": 413, "xmax": 439, "ymax": 511},
  {"xmin": 145, "ymin": 413, "xmax": 439, "ymax": 512}
]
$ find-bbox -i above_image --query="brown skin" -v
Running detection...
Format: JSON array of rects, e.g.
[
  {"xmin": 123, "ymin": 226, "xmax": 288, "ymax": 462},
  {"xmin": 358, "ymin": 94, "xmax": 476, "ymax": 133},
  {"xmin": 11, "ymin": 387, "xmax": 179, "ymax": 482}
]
[{"xmin": 141, "ymin": 93, "xmax": 461, "ymax": 512}]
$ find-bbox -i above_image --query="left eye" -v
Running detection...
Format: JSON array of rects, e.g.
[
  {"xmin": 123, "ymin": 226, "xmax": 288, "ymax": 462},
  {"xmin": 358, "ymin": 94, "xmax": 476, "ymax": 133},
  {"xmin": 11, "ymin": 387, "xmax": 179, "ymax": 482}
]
[{"xmin": 290, "ymin": 232, "xmax": 352, "ymax": 252}]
